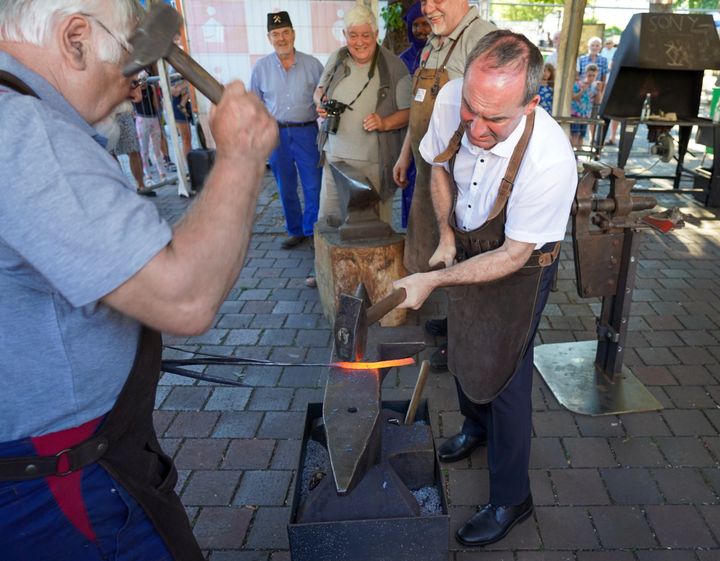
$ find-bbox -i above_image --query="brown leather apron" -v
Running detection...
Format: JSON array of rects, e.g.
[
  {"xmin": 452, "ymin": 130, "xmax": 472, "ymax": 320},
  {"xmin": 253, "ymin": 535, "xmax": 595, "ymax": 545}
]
[
  {"xmin": 404, "ymin": 20, "xmax": 477, "ymax": 273},
  {"xmin": 0, "ymin": 72, "xmax": 202, "ymax": 561},
  {"xmin": 436, "ymin": 112, "xmax": 561, "ymax": 403}
]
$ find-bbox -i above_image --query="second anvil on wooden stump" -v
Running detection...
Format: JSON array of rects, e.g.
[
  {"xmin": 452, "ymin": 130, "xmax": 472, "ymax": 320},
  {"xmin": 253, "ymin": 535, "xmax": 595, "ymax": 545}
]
[{"xmin": 314, "ymin": 162, "xmax": 406, "ymax": 327}]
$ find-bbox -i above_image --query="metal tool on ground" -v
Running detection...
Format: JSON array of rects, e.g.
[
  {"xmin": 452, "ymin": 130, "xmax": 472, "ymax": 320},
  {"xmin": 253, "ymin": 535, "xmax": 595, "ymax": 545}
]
[
  {"xmin": 123, "ymin": 3, "xmax": 224, "ymax": 104},
  {"xmin": 534, "ymin": 162, "xmax": 682, "ymax": 415},
  {"xmin": 405, "ymin": 360, "xmax": 430, "ymax": 425}
]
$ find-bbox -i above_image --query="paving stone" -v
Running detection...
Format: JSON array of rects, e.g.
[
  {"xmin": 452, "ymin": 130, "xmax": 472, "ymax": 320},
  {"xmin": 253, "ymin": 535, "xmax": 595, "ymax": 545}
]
[
  {"xmin": 284, "ymin": 313, "xmax": 321, "ymax": 329},
  {"xmin": 696, "ymin": 551, "xmax": 720, "ymax": 561},
  {"xmin": 621, "ymin": 413, "xmax": 672, "ymax": 437},
  {"xmin": 576, "ymin": 552, "xmax": 635, "ymax": 561},
  {"xmin": 166, "ymin": 411, "xmax": 220, "ymax": 438},
  {"xmin": 210, "ymin": 552, "xmax": 268, "ymax": 561},
  {"xmin": 529, "ymin": 469, "xmax": 555, "ymax": 506},
  {"xmin": 259, "ymin": 328, "xmax": 297, "ymax": 347},
  {"xmin": 635, "ymin": 346, "xmax": 681, "ymax": 365},
  {"xmin": 550, "ymin": 468, "xmax": 610, "ymax": 505},
  {"xmin": 245, "ymin": 506, "xmax": 290, "ymax": 549},
  {"xmin": 507, "ymin": 553, "xmax": 574, "ymax": 561},
  {"xmin": 609, "ymin": 437, "xmax": 666, "ymax": 467},
  {"xmin": 655, "ymin": 436, "xmax": 716, "ymax": 467},
  {"xmin": 158, "ymin": 437, "xmax": 182, "ymax": 458},
  {"xmin": 225, "ymin": 329, "xmax": 262, "ymax": 346},
  {"xmin": 633, "ymin": 365, "xmax": 678, "ymax": 386},
  {"xmin": 533, "ymin": 411, "xmax": 579, "ymax": 437},
  {"xmin": 182, "ymin": 470, "xmax": 241, "ymax": 506},
  {"xmin": 205, "ymin": 387, "xmax": 253, "ymax": 411},
  {"xmin": 272, "ymin": 301, "xmax": 306, "ymax": 314},
  {"xmin": 187, "ymin": 329, "xmax": 227, "ymax": 345},
  {"xmin": 635, "ymin": 551, "xmax": 699, "ymax": 561},
  {"xmin": 574, "ymin": 415, "xmax": 624, "ymax": 437},
  {"xmin": 233, "ymin": 470, "xmax": 293, "ymax": 507},
  {"xmin": 652, "ymin": 468, "xmax": 718, "ymax": 504},
  {"xmin": 645, "ymin": 505, "xmax": 717, "ymax": 548},
  {"xmin": 447, "ymin": 469, "xmax": 488, "ymax": 506},
  {"xmin": 271, "ymin": 439, "xmax": 302, "ymax": 470},
  {"xmin": 601, "ymin": 468, "xmax": 663, "ymax": 504},
  {"xmin": 257, "ymin": 411, "xmax": 306, "ymax": 439},
  {"xmin": 193, "ymin": 506, "xmax": 253, "ymax": 549},
  {"xmin": 153, "ymin": 410, "xmax": 176, "ymax": 436},
  {"xmin": 700, "ymin": 505, "xmax": 720, "ymax": 543},
  {"xmin": 535, "ymin": 506, "xmax": 598, "ymax": 548},
  {"xmin": 212, "ymin": 411, "xmax": 263, "ymax": 438},
  {"xmin": 175, "ymin": 438, "xmax": 229, "ymax": 470},
  {"xmin": 289, "ymin": 388, "xmax": 324, "ymax": 411},
  {"xmin": 248, "ymin": 387, "xmax": 294, "ymax": 411},
  {"xmin": 162, "ymin": 386, "xmax": 212, "ymax": 410},
  {"xmin": 665, "ymin": 386, "xmax": 718, "ymax": 409},
  {"xmin": 240, "ymin": 365, "xmax": 282, "ymax": 387},
  {"xmin": 294, "ymin": 329, "xmax": 331, "ymax": 348},
  {"xmin": 588, "ymin": 505, "xmax": 656, "ymax": 548},
  {"xmin": 530, "ymin": 437, "xmax": 569, "ymax": 469},
  {"xmin": 216, "ymin": 314, "xmax": 254, "ymax": 329},
  {"xmin": 221, "ymin": 439, "xmax": 275, "ymax": 470},
  {"xmin": 278, "ymin": 366, "xmax": 322, "ymax": 388}
]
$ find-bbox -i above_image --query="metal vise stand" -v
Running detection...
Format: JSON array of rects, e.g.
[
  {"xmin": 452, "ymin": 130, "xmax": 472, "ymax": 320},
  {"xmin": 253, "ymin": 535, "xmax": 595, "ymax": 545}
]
[{"xmin": 534, "ymin": 163, "xmax": 666, "ymax": 416}]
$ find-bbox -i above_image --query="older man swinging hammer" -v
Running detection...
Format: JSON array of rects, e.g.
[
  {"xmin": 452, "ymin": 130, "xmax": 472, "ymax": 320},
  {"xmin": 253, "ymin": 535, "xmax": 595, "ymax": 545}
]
[{"xmin": 0, "ymin": 2, "xmax": 275, "ymax": 560}]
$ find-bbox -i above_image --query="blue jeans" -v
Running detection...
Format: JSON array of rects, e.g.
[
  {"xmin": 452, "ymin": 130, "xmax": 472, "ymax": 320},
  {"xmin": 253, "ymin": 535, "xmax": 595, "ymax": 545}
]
[
  {"xmin": 269, "ymin": 124, "xmax": 322, "ymax": 237},
  {"xmin": 0, "ymin": 436, "xmax": 172, "ymax": 561}
]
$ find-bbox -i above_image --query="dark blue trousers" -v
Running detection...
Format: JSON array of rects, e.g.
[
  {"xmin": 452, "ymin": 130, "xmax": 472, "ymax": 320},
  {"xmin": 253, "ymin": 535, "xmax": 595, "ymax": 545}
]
[
  {"xmin": 269, "ymin": 123, "xmax": 322, "ymax": 237},
  {"xmin": 456, "ymin": 256, "xmax": 559, "ymax": 506},
  {"xmin": 0, "ymin": 436, "xmax": 171, "ymax": 561}
]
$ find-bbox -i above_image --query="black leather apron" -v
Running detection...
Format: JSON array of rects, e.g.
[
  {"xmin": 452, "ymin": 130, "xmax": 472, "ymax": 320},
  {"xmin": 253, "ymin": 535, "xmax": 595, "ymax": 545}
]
[
  {"xmin": 0, "ymin": 72, "xmax": 203, "ymax": 561},
  {"xmin": 435, "ymin": 112, "xmax": 561, "ymax": 403},
  {"xmin": 404, "ymin": 19, "xmax": 477, "ymax": 274}
]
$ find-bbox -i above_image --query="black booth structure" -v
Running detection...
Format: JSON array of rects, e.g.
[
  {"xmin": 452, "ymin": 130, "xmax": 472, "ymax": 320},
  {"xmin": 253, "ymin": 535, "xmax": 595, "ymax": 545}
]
[{"xmin": 600, "ymin": 13, "xmax": 720, "ymax": 206}]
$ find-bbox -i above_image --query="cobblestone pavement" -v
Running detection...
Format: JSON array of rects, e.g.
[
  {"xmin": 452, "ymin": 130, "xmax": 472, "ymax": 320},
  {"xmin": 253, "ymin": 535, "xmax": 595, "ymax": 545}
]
[{"xmin": 145, "ymin": 132, "xmax": 720, "ymax": 560}]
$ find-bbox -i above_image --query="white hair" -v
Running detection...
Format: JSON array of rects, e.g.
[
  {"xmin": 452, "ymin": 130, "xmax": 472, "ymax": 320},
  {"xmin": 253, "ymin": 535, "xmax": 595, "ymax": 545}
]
[
  {"xmin": 344, "ymin": 5, "xmax": 377, "ymax": 32},
  {"xmin": 0, "ymin": 0, "xmax": 142, "ymax": 63},
  {"xmin": 587, "ymin": 36, "xmax": 602, "ymax": 47}
]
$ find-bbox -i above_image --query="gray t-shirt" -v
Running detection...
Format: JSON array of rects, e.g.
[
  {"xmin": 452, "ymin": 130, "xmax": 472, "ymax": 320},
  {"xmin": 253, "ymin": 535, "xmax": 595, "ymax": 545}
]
[
  {"xmin": 320, "ymin": 50, "xmax": 411, "ymax": 163},
  {"xmin": 0, "ymin": 52, "xmax": 172, "ymax": 440}
]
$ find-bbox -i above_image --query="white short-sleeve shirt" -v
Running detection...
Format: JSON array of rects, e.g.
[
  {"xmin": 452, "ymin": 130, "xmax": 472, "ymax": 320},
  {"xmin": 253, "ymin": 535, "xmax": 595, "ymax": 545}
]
[{"xmin": 419, "ymin": 78, "xmax": 577, "ymax": 248}]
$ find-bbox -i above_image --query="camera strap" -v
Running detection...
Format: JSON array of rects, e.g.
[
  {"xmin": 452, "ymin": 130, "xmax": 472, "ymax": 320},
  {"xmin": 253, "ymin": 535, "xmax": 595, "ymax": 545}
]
[{"xmin": 326, "ymin": 46, "xmax": 380, "ymax": 111}]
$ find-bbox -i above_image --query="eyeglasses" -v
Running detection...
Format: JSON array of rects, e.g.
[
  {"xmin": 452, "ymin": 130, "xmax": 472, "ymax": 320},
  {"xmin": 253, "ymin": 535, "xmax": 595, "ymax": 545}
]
[
  {"xmin": 130, "ymin": 77, "xmax": 147, "ymax": 89},
  {"xmin": 80, "ymin": 12, "xmax": 130, "ymax": 55}
]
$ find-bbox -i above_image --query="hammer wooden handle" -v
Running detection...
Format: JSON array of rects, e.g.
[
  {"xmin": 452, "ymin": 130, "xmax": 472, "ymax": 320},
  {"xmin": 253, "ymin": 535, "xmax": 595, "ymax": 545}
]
[
  {"xmin": 365, "ymin": 262, "xmax": 447, "ymax": 326},
  {"xmin": 167, "ymin": 45, "xmax": 224, "ymax": 105},
  {"xmin": 405, "ymin": 360, "xmax": 431, "ymax": 425}
]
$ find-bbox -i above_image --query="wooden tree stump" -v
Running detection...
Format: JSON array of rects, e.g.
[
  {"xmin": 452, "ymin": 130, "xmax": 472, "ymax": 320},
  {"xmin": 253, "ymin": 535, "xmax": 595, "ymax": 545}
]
[{"xmin": 314, "ymin": 223, "xmax": 407, "ymax": 327}]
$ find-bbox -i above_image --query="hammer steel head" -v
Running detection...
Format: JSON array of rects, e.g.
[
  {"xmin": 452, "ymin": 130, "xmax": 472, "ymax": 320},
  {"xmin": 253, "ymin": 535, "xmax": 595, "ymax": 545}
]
[{"xmin": 123, "ymin": 4, "xmax": 183, "ymax": 77}]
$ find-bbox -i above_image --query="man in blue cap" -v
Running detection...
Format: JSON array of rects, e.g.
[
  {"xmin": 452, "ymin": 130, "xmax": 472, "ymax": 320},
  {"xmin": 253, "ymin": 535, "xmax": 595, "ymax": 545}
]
[{"xmin": 251, "ymin": 11, "xmax": 324, "ymax": 249}]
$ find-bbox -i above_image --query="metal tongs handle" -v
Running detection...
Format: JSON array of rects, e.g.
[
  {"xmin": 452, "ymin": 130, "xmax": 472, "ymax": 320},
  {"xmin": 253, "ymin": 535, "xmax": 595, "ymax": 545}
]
[{"xmin": 366, "ymin": 262, "xmax": 447, "ymax": 326}]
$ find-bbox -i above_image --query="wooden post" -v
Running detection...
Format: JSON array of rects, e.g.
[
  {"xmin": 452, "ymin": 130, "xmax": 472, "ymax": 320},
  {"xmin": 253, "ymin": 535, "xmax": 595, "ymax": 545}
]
[{"xmin": 553, "ymin": 0, "xmax": 587, "ymax": 121}]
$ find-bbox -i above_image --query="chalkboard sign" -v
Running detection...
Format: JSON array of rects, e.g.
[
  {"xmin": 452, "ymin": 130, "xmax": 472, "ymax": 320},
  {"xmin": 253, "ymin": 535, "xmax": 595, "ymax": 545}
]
[{"xmin": 639, "ymin": 13, "xmax": 720, "ymax": 70}]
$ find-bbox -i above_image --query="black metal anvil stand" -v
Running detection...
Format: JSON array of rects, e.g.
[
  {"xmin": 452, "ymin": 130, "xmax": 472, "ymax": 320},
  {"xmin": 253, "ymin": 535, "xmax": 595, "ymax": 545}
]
[{"xmin": 534, "ymin": 164, "xmax": 666, "ymax": 415}]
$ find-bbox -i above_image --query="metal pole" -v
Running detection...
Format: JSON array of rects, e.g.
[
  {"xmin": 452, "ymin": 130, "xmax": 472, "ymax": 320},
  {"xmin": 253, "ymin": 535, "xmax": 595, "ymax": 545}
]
[{"xmin": 157, "ymin": 59, "xmax": 191, "ymax": 197}]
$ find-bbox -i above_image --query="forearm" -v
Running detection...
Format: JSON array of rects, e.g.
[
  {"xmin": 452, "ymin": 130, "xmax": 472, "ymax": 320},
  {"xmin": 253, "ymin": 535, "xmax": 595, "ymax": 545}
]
[
  {"xmin": 430, "ymin": 166, "xmax": 454, "ymax": 242},
  {"xmin": 379, "ymin": 109, "xmax": 409, "ymax": 132},
  {"xmin": 313, "ymin": 86, "xmax": 325, "ymax": 107}
]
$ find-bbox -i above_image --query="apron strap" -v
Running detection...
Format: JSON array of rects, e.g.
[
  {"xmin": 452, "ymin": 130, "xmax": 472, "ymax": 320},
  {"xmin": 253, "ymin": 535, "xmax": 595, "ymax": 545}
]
[
  {"xmin": 486, "ymin": 110, "xmax": 536, "ymax": 221},
  {"xmin": 433, "ymin": 123, "xmax": 464, "ymax": 164},
  {"xmin": 0, "ymin": 70, "xmax": 39, "ymax": 98}
]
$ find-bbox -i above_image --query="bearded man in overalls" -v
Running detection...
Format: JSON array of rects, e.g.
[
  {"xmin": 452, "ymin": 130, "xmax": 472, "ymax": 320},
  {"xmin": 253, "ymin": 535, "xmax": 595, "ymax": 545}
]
[
  {"xmin": 394, "ymin": 30, "xmax": 578, "ymax": 547},
  {"xmin": 393, "ymin": 0, "xmax": 494, "ymax": 371}
]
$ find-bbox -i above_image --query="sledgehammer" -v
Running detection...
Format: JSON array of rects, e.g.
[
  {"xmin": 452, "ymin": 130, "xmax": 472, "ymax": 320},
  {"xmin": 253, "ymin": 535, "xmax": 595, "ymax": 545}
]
[{"xmin": 122, "ymin": 3, "xmax": 224, "ymax": 104}]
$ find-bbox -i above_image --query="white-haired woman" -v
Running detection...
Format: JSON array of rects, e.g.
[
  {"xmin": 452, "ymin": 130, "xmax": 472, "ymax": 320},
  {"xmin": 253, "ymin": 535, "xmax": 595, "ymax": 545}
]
[{"xmin": 314, "ymin": 4, "xmax": 411, "ymax": 226}]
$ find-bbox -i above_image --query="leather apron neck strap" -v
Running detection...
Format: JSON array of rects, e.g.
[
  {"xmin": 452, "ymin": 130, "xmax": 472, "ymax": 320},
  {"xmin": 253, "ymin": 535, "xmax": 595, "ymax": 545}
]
[
  {"xmin": 0, "ymin": 70, "xmax": 39, "ymax": 98},
  {"xmin": 435, "ymin": 110, "xmax": 536, "ymax": 222}
]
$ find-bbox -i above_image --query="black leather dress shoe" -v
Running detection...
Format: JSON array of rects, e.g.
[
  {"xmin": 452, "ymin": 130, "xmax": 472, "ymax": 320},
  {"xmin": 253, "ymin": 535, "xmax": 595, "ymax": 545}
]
[
  {"xmin": 437, "ymin": 432, "xmax": 486, "ymax": 463},
  {"xmin": 281, "ymin": 235, "xmax": 306, "ymax": 249},
  {"xmin": 456, "ymin": 494, "xmax": 534, "ymax": 547}
]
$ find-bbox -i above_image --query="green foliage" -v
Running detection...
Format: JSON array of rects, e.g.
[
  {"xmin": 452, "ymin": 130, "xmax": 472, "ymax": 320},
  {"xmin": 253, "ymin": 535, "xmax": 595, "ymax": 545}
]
[
  {"xmin": 605, "ymin": 25, "xmax": 622, "ymax": 37},
  {"xmin": 380, "ymin": 2, "xmax": 405, "ymax": 32},
  {"xmin": 501, "ymin": 0, "xmax": 558, "ymax": 22},
  {"xmin": 673, "ymin": 0, "xmax": 719, "ymax": 9}
]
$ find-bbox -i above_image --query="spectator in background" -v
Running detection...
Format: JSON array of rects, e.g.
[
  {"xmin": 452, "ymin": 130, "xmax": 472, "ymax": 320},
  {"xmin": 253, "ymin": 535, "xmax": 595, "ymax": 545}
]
[
  {"xmin": 545, "ymin": 30, "xmax": 561, "ymax": 67},
  {"xmin": 539, "ymin": 62, "xmax": 554, "ymax": 114},
  {"xmin": 398, "ymin": 1, "xmax": 431, "ymax": 228},
  {"xmin": 577, "ymin": 36, "xmax": 608, "ymax": 83},
  {"xmin": 601, "ymin": 37, "xmax": 619, "ymax": 145},
  {"xmin": 250, "ymin": 11, "xmax": 324, "ymax": 250},
  {"xmin": 570, "ymin": 63, "xmax": 599, "ymax": 149},
  {"xmin": 314, "ymin": 5, "xmax": 411, "ymax": 226},
  {"xmin": 171, "ymin": 77, "xmax": 193, "ymax": 160},
  {"xmin": 600, "ymin": 37, "xmax": 616, "ymax": 65},
  {"xmin": 133, "ymin": 70, "xmax": 169, "ymax": 187}
]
